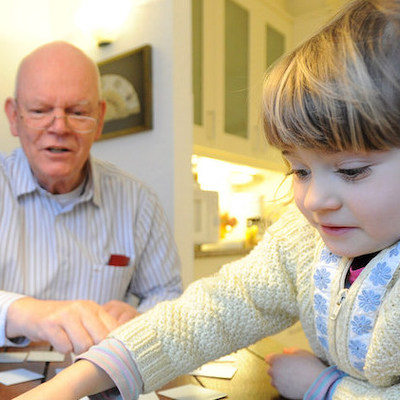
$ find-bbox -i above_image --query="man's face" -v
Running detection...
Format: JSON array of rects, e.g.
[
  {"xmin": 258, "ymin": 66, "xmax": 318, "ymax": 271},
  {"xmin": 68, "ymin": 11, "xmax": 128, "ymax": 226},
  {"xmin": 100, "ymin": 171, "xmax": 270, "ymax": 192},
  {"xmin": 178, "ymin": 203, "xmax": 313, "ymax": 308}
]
[{"xmin": 6, "ymin": 44, "xmax": 105, "ymax": 194}]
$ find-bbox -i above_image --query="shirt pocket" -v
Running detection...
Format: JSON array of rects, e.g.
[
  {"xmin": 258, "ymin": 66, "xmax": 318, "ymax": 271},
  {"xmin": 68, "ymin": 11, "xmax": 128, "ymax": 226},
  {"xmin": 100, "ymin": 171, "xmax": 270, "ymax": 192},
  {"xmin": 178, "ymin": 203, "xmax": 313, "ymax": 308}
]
[{"xmin": 89, "ymin": 262, "xmax": 135, "ymax": 303}]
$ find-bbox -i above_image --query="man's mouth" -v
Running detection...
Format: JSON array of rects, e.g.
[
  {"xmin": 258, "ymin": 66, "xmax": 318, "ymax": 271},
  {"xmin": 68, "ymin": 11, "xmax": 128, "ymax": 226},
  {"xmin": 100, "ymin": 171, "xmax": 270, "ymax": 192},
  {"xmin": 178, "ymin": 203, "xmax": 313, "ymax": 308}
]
[{"xmin": 47, "ymin": 147, "xmax": 69, "ymax": 153}]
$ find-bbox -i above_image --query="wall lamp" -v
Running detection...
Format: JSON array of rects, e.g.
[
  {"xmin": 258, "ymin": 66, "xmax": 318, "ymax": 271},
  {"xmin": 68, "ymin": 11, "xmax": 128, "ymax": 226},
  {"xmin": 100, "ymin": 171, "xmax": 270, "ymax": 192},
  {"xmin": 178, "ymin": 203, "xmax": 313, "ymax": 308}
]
[{"xmin": 75, "ymin": 0, "xmax": 134, "ymax": 47}]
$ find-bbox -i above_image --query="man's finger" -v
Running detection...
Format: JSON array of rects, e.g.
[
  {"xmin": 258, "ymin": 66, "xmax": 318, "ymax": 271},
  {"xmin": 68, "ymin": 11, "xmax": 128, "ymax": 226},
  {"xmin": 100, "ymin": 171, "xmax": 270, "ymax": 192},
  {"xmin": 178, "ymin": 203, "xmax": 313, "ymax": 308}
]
[
  {"xmin": 57, "ymin": 311, "xmax": 96, "ymax": 354},
  {"xmin": 40, "ymin": 322, "xmax": 74, "ymax": 354},
  {"xmin": 79, "ymin": 307, "xmax": 118, "ymax": 346},
  {"xmin": 98, "ymin": 309, "xmax": 119, "ymax": 332}
]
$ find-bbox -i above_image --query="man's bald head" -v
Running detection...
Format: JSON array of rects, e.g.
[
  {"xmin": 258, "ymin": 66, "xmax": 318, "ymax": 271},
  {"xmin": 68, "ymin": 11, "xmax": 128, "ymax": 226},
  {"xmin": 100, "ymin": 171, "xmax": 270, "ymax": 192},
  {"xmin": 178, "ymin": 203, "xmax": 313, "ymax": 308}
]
[{"xmin": 15, "ymin": 41, "xmax": 101, "ymax": 99}]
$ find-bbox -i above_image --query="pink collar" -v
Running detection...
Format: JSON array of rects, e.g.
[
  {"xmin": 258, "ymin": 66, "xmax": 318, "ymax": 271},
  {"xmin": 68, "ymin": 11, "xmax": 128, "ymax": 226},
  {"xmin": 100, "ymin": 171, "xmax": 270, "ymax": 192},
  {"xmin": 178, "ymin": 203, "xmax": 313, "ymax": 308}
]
[{"xmin": 348, "ymin": 265, "xmax": 364, "ymax": 285}]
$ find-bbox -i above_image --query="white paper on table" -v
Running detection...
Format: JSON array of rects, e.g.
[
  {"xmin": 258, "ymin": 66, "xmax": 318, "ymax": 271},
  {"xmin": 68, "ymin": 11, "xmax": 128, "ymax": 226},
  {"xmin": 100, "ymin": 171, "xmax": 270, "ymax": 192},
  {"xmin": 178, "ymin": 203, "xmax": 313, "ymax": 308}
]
[
  {"xmin": 138, "ymin": 392, "xmax": 159, "ymax": 399},
  {"xmin": 213, "ymin": 354, "xmax": 235, "ymax": 362},
  {"xmin": 190, "ymin": 363, "xmax": 237, "ymax": 379},
  {"xmin": 158, "ymin": 384, "xmax": 227, "ymax": 400},
  {"xmin": 0, "ymin": 352, "xmax": 28, "ymax": 363},
  {"xmin": 213, "ymin": 354, "xmax": 236, "ymax": 362},
  {"xmin": 27, "ymin": 350, "xmax": 65, "ymax": 362},
  {"xmin": 0, "ymin": 368, "xmax": 44, "ymax": 385}
]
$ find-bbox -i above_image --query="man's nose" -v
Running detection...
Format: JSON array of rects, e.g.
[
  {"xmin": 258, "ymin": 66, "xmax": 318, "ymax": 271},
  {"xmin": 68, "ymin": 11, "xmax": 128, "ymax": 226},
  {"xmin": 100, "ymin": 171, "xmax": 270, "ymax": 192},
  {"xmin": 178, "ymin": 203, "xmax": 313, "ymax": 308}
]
[{"xmin": 48, "ymin": 112, "xmax": 70, "ymax": 132}]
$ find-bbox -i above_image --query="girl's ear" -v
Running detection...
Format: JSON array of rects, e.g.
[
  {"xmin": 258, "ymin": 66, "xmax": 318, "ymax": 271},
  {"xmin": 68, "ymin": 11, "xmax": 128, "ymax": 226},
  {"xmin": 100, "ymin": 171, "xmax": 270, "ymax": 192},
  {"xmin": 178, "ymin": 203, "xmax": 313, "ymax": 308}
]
[{"xmin": 5, "ymin": 97, "xmax": 20, "ymax": 138}]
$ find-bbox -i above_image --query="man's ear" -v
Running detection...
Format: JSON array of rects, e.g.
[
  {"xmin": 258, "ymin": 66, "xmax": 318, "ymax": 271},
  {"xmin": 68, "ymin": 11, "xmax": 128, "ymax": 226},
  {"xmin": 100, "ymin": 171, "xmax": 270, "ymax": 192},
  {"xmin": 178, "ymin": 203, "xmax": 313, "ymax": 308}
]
[
  {"xmin": 94, "ymin": 99, "xmax": 106, "ymax": 141},
  {"xmin": 4, "ymin": 97, "xmax": 20, "ymax": 137}
]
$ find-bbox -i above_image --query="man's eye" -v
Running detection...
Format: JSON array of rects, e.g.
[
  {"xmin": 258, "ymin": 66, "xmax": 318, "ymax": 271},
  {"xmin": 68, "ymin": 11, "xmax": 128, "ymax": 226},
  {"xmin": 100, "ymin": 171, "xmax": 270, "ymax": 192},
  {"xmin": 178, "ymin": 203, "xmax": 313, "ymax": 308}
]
[
  {"xmin": 27, "ymin": 109, "xmax": 50, "ymax": 118},
  {"xmin": 336, "ymin": 166, "xmax": 371, "ymax": 181},
  {"xmin": 68, "ymin": 110, "xmax": 89, "ymax": 117}
]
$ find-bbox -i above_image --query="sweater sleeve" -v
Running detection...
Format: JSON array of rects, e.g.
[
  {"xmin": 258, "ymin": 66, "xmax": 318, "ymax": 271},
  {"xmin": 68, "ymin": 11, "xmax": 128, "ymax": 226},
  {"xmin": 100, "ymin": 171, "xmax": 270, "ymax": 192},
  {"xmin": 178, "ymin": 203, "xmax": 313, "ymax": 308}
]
[
  {"xmin": 106, "ymin": 206, "xmax": 318, "ymax": 393},
  {"xmin": 304, "ymin": 366, "xmax": 347, "ymax": 399},
  {"xmin": 77, "ymin": 338, "xmax": 143, "ymax": 400},
  {"xmin": 332, "ymin": 378, "xmax": 400, "ymax": 399}
]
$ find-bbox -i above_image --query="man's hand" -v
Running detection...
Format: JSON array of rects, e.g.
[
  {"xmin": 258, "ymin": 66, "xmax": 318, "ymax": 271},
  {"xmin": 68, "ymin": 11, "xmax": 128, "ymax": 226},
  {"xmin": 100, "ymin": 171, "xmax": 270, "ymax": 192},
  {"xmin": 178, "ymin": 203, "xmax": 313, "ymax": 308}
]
[
  {"xmin": 102, "ymin": 300, "xmax": 141, "ymax": 324},
  {"xmin": 265, "ymin": 347, "xmax": 327, "ymax": 399},
  {"xmin": 6, "ymin": 297, "xmax": 119, "ymax": 354}
]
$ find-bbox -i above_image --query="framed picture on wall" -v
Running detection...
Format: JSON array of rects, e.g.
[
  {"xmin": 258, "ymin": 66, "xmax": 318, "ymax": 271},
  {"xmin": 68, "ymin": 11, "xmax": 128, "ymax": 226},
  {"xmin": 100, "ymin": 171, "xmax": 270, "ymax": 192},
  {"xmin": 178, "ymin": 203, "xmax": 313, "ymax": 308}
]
[{"xmin": 97, "ymin": 45, "xmax": 153, "ymax": 140}]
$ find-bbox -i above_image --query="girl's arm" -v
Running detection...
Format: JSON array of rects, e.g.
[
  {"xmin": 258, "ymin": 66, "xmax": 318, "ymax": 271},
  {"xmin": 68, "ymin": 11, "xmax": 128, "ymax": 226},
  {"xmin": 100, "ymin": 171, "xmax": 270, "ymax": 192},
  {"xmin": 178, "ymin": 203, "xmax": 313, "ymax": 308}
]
[{"xmin": 13, "ymin": 360, "xmax": 115, "ymax": 400}]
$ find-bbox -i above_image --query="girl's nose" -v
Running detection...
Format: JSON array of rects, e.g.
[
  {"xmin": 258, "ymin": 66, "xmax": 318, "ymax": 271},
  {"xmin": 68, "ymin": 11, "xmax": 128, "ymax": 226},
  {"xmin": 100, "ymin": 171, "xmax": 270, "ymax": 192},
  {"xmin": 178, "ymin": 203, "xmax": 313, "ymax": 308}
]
[{"xmin": 303, "ymin": 177, "xmax": 341, "ymax": 212}]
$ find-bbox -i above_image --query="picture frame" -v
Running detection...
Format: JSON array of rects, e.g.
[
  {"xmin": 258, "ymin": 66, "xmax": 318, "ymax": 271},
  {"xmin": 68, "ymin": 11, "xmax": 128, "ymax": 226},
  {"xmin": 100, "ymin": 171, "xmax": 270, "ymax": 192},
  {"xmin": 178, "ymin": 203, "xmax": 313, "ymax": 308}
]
[{"xmin": 97, "ymin": 45, "xmax": 152, "ymax": 140}]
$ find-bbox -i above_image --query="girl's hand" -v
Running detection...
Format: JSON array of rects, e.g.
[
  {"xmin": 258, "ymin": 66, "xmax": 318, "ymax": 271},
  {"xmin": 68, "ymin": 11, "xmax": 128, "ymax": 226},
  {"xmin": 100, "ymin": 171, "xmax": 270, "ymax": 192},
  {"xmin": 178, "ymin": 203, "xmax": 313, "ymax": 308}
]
[{"xmin": 265, "ymin": 347, "xmax": 327, "ymax": 399}]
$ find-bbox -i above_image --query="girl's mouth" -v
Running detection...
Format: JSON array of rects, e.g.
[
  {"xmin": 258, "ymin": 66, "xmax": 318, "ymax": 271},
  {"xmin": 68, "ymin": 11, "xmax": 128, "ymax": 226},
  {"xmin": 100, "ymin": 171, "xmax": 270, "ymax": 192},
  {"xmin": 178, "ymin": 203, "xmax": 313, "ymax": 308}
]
[{"xmin": 320, "ymin": 225, "xmax": 354, "ymax": 236}]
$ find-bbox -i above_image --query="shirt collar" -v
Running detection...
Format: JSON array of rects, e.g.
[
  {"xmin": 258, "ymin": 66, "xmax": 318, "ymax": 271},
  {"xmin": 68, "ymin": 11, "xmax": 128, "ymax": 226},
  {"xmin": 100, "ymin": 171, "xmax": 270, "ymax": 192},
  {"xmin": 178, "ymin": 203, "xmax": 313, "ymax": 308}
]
[
  {"xmin": 12, "ymin": 148, "xmax": 101, "ymax": 207},
  {"xmin": 12, "ymin": 148, "xmax": 37, "ymax": 198}
]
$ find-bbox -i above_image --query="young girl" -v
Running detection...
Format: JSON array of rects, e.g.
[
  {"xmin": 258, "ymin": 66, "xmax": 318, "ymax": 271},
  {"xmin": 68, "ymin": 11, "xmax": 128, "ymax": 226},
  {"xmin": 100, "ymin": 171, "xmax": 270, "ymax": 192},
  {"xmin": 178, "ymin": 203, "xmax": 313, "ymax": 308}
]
[{"xmin": 15, "ymin": 0, "xmax": 400, "ymax": 398}]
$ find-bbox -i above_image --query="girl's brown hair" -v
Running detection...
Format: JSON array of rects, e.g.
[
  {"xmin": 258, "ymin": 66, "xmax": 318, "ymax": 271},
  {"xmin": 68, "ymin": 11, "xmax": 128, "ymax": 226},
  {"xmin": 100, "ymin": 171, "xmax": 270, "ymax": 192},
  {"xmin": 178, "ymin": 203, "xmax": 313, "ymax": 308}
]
[{"xmin": 263, "ymin": 0, "xmax": 400, "ymax": 152}]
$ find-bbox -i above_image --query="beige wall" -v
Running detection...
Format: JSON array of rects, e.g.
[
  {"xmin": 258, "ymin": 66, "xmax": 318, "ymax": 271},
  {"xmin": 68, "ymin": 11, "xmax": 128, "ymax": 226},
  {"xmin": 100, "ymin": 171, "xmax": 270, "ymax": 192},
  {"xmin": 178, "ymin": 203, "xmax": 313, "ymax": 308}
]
[{"xmin": 0, "ymin": 0, "xmax": 194, "ymax": 286}]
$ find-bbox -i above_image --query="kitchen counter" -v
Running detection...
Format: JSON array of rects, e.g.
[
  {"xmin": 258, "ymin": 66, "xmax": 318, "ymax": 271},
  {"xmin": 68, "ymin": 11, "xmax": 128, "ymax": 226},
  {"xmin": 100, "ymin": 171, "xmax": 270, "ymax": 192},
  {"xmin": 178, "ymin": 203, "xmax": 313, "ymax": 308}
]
[
  {"xmin": 195, "ymin": 246, "xmax": 250, "ymax": 258},
  {"xmin": 194, "ymin": 241, "xmax": 253, "ymax": 279},
  {"xmin": 194, "ymin": 241, "xmax": 251, "ymax": 258}
]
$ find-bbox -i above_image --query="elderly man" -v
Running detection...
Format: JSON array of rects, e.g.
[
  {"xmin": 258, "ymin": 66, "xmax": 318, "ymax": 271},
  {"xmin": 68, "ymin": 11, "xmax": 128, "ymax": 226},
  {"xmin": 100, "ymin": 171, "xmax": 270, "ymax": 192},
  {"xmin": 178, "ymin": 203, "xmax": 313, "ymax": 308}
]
[{"xmin": 1, "ymin": 41, "xmax": 182, "ymax": 354}]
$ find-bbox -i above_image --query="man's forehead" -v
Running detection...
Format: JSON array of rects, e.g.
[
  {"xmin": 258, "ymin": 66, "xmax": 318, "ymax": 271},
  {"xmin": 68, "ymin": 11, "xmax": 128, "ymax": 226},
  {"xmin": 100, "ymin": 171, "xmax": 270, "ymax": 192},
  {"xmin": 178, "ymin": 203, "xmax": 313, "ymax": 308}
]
[
  {"xmin": 19, "ymin": 97, "xmax": 92, "ymax": 107},
  {"xmin": 16, "ymin": 64, "xmax": 100, "ymax": 103},
  {"xmin": 16, "ymin": 43, "xmax": 99, "ymax": 96}
]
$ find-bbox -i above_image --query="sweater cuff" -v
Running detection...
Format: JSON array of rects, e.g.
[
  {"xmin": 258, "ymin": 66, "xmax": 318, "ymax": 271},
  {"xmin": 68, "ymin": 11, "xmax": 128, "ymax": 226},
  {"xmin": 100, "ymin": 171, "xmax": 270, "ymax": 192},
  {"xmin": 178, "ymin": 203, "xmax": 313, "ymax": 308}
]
[
  {"xmin": 77, "ymin": 338, "xmax": 143, "ymax": 400},
  {"xmin": 304, "ymin": 365, "xmax": 347, "ymax": 400}
]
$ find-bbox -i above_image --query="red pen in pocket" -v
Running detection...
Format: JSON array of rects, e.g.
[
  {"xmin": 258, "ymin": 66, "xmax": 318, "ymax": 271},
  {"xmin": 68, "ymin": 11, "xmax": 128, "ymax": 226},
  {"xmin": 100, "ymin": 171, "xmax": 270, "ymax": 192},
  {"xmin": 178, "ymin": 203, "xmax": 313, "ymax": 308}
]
[{"xmin": 108, "ymin": 254, "xmax": 130, "ymax": 267}]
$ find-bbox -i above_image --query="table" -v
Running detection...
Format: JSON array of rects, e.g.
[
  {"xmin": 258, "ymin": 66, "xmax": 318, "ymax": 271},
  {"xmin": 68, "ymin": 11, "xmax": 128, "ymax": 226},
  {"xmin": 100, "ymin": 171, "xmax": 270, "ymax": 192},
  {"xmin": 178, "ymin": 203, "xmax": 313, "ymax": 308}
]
[
  {"xmin": 0, "ymin": 341, "xmax": 72, "ymax": 399},
  {"xmin": 0, "ymin": 339, "xmax": 286, "ymax": 400},
  {"xmin": 191, "ymin": 347, "xmax": 282, "ymax": 400}
]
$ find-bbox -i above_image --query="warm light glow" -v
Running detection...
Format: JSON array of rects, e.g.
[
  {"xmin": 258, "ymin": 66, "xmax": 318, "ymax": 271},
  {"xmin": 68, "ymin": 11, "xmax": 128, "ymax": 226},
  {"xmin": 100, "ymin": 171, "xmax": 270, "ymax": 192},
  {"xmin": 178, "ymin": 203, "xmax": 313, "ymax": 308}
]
[
  {"xmin": 75, "ymin": 0, "xmax": 135, "ymax": 46},
  {"xmin": 192, "ymin": 155, "xmax": 291, "ymax": 241},
  {"xmin": 228, "ymin": 172, "xmax": 254, "ymax": 186},
  {"xmin": 193, "ymin": 156, "xmax": 262, "ymax": 189}
]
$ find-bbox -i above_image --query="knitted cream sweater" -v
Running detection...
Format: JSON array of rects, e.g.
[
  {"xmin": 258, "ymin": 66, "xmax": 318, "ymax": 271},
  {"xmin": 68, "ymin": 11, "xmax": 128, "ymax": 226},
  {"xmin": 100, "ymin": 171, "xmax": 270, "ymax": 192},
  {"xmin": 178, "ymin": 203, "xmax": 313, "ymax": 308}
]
[{"xmin": 110, "ymin": 206, "xmax": 400, "ymax": 399}]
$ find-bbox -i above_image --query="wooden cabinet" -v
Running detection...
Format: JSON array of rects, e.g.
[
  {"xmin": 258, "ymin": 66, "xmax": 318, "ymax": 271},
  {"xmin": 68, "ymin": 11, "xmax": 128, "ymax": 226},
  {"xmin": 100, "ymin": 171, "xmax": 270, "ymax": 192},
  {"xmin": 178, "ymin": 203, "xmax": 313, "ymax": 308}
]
[{"xmin": 192, "ymin": 0, "xmax": 293, "ymax": 171}]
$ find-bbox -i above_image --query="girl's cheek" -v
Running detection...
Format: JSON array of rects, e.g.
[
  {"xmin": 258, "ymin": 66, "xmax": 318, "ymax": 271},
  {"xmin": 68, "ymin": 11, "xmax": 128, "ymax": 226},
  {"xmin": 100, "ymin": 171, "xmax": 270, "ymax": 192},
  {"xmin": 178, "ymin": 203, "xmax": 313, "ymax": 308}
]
[
  {"xmin": 293, "ymin": 185, "xmax": 304, "ymax": 207},
  {"xmin": 293, "ymin": 188, "xmax": 310, "ymax": 219}
]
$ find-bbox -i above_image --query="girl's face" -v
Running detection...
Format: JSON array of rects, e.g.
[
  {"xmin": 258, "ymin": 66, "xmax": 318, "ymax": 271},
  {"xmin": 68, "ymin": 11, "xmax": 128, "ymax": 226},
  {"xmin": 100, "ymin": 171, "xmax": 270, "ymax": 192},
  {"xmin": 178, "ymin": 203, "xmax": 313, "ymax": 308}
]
[{"xmin": 284, "ymin": 148, "xmax": 400, "ymax": 257}]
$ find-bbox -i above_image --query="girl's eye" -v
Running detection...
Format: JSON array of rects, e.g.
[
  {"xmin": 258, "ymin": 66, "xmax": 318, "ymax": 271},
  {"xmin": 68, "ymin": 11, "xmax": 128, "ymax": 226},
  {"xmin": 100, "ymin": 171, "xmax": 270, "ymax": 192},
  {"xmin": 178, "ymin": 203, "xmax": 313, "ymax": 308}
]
[
  {"xmin": 336, "ymin": 166, "xmax": 371, "ymax": 181},
  {"xmin": 287, "ymin": 168, "xmax": 310, "ymax": 181}
]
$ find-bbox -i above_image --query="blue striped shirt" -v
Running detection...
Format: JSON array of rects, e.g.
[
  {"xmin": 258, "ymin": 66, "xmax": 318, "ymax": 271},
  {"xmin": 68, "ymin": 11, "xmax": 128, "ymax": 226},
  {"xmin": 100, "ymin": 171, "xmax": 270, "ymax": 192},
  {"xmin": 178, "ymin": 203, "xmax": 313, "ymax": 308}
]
[{"xmin": 0, "ymin": 148, "xmax": 182, "ymax": 346}]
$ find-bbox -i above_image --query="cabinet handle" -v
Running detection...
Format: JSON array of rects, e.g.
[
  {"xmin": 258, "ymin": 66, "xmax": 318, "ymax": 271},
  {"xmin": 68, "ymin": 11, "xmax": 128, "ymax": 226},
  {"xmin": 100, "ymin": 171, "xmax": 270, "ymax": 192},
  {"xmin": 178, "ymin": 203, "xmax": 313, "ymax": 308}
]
[{"xmin": 206, "ymin": 110, "xmax": 216, "ymax": 140}]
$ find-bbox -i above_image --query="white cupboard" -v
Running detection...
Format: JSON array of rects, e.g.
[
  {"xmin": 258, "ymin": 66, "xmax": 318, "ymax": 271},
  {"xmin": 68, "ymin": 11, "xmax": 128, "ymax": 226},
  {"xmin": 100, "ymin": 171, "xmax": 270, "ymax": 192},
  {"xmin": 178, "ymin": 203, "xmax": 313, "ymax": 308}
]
[{"xmin": 192, "ymin": 0, "xmax": 293, "ymax": 171}]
